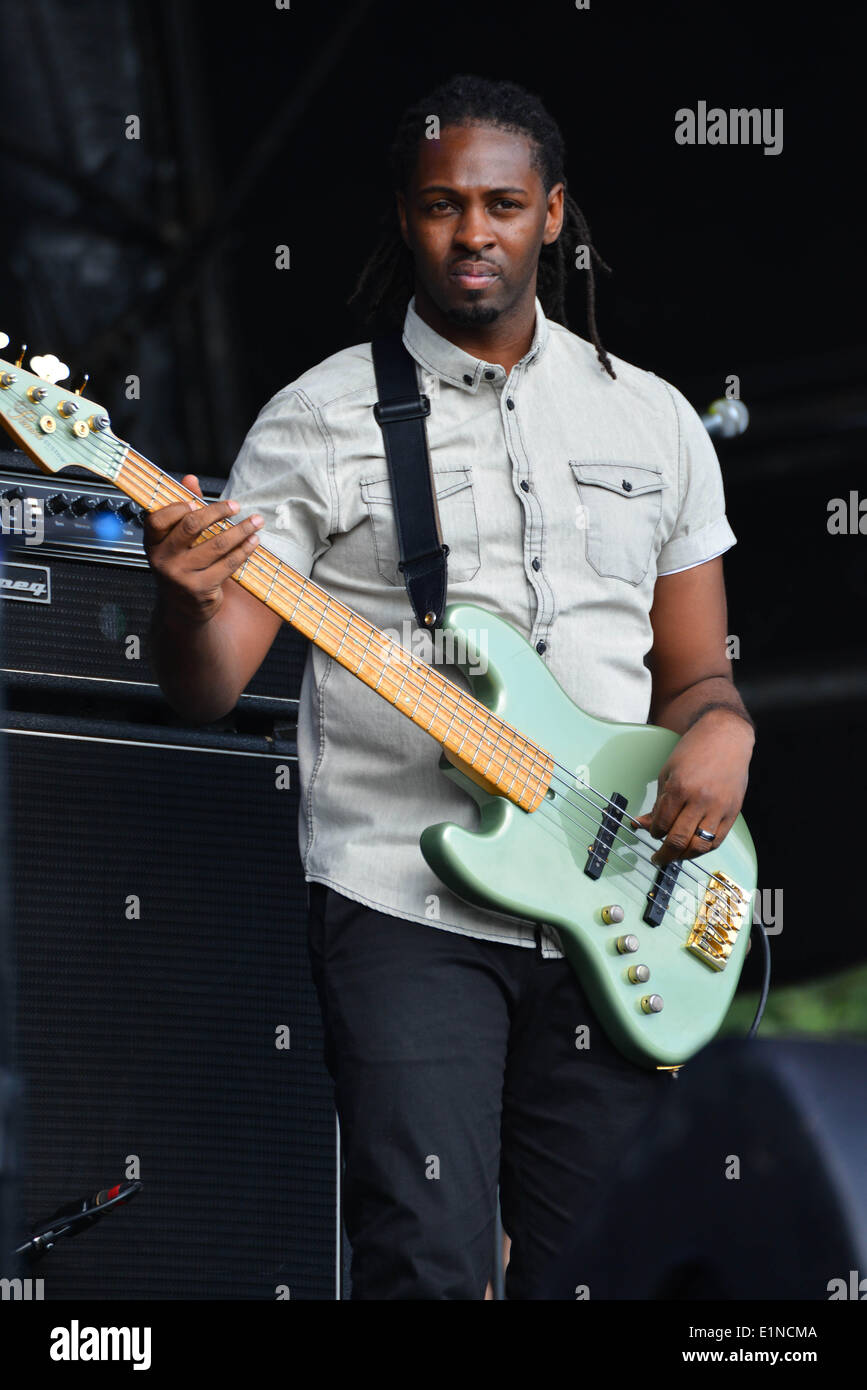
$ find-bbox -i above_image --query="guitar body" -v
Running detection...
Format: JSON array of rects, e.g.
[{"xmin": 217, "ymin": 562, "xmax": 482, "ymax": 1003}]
[{"xmin": 421, "ymin": 603, "xmax": 758, "ymax": 1069}]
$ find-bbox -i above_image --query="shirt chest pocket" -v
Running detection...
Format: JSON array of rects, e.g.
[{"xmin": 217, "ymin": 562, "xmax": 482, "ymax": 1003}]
[
  {"xmin": 359, "ymin": 467, "xmax": 481, "ymax": 585},
  {"xmin": 569, "ymin": 460, "xmax": 668, "ymax": 585}
]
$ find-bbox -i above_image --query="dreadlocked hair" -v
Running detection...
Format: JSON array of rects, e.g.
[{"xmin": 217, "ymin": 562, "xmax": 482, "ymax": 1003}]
[{"xmin": 348, "ymin": 73, "xmax": 616, "ymax": 380}]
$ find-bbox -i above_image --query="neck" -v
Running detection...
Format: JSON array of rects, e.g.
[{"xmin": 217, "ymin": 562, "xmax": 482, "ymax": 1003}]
[{"xmin": 412, "ymin": 285, "xmax": 538, "ymax": 374}]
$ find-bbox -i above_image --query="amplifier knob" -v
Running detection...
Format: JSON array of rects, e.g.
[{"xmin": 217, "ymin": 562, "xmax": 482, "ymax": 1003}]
[
  {"xmin": 69, "ymin": 496, "xmax": 98, "ymax": 515},
  {"xmin": 2, "ymin": 486, "xmax": 25, "ymax": 502},
  {"xmin": 46, "ymin": 493, "xmax": 71, "ymax": 515}
]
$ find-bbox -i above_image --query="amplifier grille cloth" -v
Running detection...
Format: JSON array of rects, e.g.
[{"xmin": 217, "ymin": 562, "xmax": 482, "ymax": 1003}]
[{"xmin": 9, "ymin": 726, "xmax": 336, "ymax": 1299}]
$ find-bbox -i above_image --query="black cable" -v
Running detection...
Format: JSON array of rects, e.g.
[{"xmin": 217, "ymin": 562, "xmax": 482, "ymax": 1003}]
[{"xmin": 747, "ymin": 917, "xmax": 772, "ymax": 1038}]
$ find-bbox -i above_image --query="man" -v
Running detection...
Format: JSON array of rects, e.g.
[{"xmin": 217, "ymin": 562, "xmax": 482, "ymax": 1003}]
[{"xmin": 145, "ymin": 74, "xmax": 755, "ymax": 1300}]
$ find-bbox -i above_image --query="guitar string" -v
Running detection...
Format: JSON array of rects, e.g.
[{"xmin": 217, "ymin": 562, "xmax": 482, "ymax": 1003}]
[
  {"xmin": 100, "ymin": 439, "xmax": 744, "ymax": 917},
  {"xmin": 79, "ymin": 435, "xmax": 743, "ymax": 909},
  {"xmin": 103, "ymin": 439, "xmax": 742, "ymax": 907},
  {"xmin": 510, "ymin": 791, "xmax": 713, "ymax": 948}
]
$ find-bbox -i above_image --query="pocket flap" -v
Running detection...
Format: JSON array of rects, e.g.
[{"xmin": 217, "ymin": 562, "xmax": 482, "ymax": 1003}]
[
  {"xmin": 360, "ymin": 468, "xmax": 473, "ymax": 505},
  {"xmin": 570, "ymin": 460, "xmax": 667, "ymax": 497}
]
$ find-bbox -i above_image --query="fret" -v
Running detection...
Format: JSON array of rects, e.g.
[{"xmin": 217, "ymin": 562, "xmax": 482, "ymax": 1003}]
[
  {"xmin": 512, "ymin": 762, "xmax": 535, "ymax": 804},
  {"xmin": 287, "ymin": 584, "xmax": 305, "ymax": 625},
  {"xmin": 479, "ymin": 731, "xmax": 501, "ymax": 780},
  {"xmin": 409, "ymin": 679, "xmax": 426, "ymax": 720},
  {"xmin": 425, "ymin": 679, "xmax": 448, "ymax": 733},
  {"xmin": 440, "ymin": 690, "xmax": 467, "ymax": 745},
  {"xmin": 528, "ymin": 755, "xmax": 552, "ymax": 806},
  {"xmin": 477, "ymin": 717, "xmax": 511, "ymax": 783},
  {"xmin": 333, "ymin": 611, "xmax": 354, "ymax": 662},
  {"xmin": 453, "ymin": 707, "xmax": 474, "ymax": 759},
  {"xmin": 523, "ymin": 745, "xmax": 548, "ymax": 802},
  {"xmin": 354, "ymin": 626, "xmax": 379, "ymax": 675},
  {"xmin": 502, "ymin": 754, "xmax": 523, "ymax": 799},
  {"xmin": 503, "ymin": 734, "xmax": 533, "ymax": 796},
  {"xmin": 518, "ymin": 749, "xmax": 544, "ymax": 800},
  {"xmin": 440, "ymin": 695, "xmax": 465, "ymax": 746},
  {"xmin": 265, "ymin": 563, "xmax": 278, "ymax": 604},
  {"xmin": 464, "ymin": 704, "xmax": 492, "ymax": 761},
  {"xmin": 311, "ymin": 602, "xmax": 328, "ymax": 644},
  {"xmin": 523, "ymin": 753, "xmax": 546, "ymax": 802},
  {"xmin": 393, "ymin": 656, "xmax": 413, "ymax": 707},
  {"xmin": 373, "ymin": 637, "xmax": 393, "ymax": 691}
]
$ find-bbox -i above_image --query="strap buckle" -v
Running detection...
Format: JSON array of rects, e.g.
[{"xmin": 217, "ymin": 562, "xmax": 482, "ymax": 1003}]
[
  {"xmin": 373, "ymin": 394, "xmax": 431, "ymax": 425},
  {"xmin": 397, "ymin": 542, "xmax": 450, "ymax": 573}
]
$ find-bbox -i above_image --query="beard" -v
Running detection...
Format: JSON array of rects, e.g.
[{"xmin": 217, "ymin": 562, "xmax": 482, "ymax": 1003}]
[{"xmin": 440, "ymin": 300, "xmax": 502, "ymax": 327}]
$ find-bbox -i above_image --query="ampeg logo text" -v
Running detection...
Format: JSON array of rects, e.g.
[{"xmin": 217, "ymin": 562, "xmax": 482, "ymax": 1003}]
[{"xmin": 0, "ymin": 559, "xmax": 51, "ymax": 603}]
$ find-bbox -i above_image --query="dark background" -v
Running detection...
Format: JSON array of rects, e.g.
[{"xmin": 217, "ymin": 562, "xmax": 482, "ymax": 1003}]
[{"xmin": 0, "ymin": 0, "xmax": 863, "ymax": 983}]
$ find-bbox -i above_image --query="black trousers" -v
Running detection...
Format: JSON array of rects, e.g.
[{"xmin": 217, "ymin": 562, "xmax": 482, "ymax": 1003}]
[{"xmin": 306, "ymin": 882, "xmax": 671, "ymax": 1300}]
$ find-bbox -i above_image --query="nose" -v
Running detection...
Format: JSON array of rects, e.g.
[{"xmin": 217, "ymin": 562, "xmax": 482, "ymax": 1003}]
[{"xmin": 453, "ymin": 204, "xmax": 496, "ymax": 252}]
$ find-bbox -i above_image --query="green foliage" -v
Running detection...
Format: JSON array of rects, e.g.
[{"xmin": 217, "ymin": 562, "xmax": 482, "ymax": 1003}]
[{"xmin": 722, "ymin": 961, "xmax": 867, "ymax": 1038}]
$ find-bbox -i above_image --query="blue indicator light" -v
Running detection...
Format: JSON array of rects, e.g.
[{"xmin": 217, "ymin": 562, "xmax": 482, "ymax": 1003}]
[{"xmin": 92, "ymin": 510, "xmax": 125, "ymax": 542}]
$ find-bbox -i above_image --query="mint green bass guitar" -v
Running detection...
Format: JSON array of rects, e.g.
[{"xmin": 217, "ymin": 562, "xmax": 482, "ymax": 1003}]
[{"xmin": 0, "ymin": 350, "xmax": 757, "ymax": 1070}]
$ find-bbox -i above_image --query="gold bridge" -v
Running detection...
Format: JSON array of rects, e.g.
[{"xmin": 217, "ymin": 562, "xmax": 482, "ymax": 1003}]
[{"xmin": 687, "ymin": 872, "xmax": 750, "ymax": 971}]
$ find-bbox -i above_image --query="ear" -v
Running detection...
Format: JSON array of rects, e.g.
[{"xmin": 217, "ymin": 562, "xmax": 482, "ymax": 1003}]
[{"xmin": 542, "ymin": 181, "xmax": 565, "ymax": 246}]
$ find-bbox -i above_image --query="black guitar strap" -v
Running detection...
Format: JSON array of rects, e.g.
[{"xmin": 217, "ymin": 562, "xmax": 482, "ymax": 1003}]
[{"xmin": 371, "ymin": 332, "xmax": 449, "ymax": 630}]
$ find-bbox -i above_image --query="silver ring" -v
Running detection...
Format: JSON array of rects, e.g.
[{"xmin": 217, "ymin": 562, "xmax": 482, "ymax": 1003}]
[{"xmin": 695, "ymin": 827, "xmax": 716, "ymax": 842}]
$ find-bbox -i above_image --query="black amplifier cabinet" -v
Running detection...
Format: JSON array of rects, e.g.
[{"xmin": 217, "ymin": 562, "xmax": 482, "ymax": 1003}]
[
  {"xmin": 0, "ymin": 450, "xmax": 308, "ymax": 716},
  {"xmin": 4, "ymin": 710, "xmax": 341, "ymax": 1300}
]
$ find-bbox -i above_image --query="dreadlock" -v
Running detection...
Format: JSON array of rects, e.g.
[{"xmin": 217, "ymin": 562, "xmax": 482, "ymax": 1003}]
[{"xmin": 348, "ymin": 73, "xmax": 616, "ymax": 380}]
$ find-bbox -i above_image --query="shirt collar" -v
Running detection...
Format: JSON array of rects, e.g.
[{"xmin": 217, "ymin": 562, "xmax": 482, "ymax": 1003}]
[{"xmin": 401, "ymin": 293, "xmax": 550, "ymax": 392}]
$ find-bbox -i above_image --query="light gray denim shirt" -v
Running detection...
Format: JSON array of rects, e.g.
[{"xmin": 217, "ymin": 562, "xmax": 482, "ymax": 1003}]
[{"xmin": 220, "ymin": 297, "xmax": 736, "ymax": 956}]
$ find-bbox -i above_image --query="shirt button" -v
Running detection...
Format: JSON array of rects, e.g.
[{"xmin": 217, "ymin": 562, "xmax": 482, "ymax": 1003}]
[
  {"xmin": 484, "ymin": 369, "xmax": 496, "ymax": 380},
  {"xmin": 532, "ymin": 557, "xmax": 541, "ymax": 571},
  {"xmin": 536, "ymin": 640, "xmax": 547, "ymax": 654},
  {"xmin": 520, "ymin": 479, "xmax": 530, "ymax": 492},
  {"xmin": 463, "ymin": 373, "xmax": 473, "ymax": 385},
  {"xmin": 506, "ymin": 398, "xmax": 515, "ymax": 410}
]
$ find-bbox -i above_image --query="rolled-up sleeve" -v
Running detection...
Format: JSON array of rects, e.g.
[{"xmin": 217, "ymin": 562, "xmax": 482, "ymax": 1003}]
[
  {"xmin": 218, "ymin": 386, "xmax": 334, "ymax": 580},
  {"xmin": 655, "ymin": 381, "xmax": 737, "ymax": 576}
]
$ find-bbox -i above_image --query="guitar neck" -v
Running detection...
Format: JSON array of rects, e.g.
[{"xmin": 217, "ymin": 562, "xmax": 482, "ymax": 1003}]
[{"xmin": 119, "ymin": 447, "xmax": 550, "ymax": 812}]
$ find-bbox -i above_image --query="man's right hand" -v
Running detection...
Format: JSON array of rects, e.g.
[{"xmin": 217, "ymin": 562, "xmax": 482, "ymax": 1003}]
[{"xmin": 142, "ymin": 474, "xmax": 265, "ymax": 625}]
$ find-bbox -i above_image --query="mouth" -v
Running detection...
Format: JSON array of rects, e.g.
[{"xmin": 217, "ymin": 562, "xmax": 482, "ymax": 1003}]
[{"xmin": 449, "ymin": 263, "xmax": 499, "ymax": 290}]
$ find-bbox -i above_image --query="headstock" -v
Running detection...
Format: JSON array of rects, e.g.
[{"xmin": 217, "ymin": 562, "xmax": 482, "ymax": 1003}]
[{"xmin": 0, "ymin": 337, "xmax": 126, "ymax": 484}]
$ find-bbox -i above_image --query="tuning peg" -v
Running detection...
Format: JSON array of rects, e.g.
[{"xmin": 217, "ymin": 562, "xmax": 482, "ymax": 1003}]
[
  {"xmin": 15, "ymin": 343, "xmax": 27, "ymax": 367},
  {"xmin": 0, "ymin": 332, "xmax": 9, "ymax": 349},
  {"xmin": 30, "ymin": 353, "xmax": 70, "ymax": 384},
  {"xmin": 74, "ymin": 372, "xmax": 90, "ymax": 396}
]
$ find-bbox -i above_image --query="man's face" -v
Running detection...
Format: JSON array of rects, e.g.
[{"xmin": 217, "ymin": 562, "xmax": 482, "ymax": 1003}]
[{"xmin": 397, "ymin": 123, "xmax": 564, "ymax": 328}]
